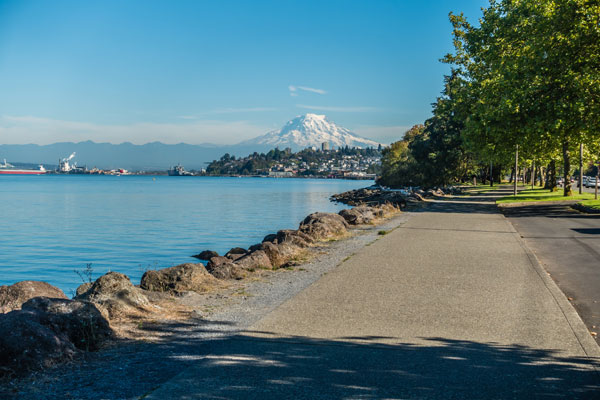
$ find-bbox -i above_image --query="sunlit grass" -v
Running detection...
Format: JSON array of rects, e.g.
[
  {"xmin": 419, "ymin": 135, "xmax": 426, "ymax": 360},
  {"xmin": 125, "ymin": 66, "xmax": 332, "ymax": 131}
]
[
  {"xmin": 578, "ymin": 199, "xmax": 600, "ymax": 210},
  {"xmin": 497, "ymin": 187, "xmax": 596, "ymax": 204}
]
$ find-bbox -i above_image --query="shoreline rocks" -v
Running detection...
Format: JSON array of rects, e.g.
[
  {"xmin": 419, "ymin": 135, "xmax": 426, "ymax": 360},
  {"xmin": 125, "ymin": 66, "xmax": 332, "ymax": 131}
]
[
  {"xmin": 2, "ymin": 190, "xmax": 406, "ymax": 379},
  {"xmin": 330, "ymin": 187, "xmax": 408, "ymax": 207},
  {"xmin": 77, "ymin": 272, "xmax": 151, "ymax": 321},
  {"xmin": 140, "ymin": 263, "xmax": 222, "ymax": 295},
  {"xmin": 0, "ymin": 281, "xmax": 68, "ymax": 314},
  {"xmin": 192, "ymin": 250, "xmax": 219, "ymax": 261},
  {"xmin": 0, "ymin": 297, "xmax": 111, "ymax": 377},
  {"xmin": 330, "ymin": 186, "xmax": 463, "ymax": 207}
]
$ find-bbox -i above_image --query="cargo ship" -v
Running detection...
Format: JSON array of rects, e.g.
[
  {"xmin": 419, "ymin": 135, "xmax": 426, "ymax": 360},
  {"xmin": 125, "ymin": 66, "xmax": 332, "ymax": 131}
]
[
  {"xmin": 168, "ymin": 164, "xmax": 193, "ymax": 176},
  {"xmin": 0, "ymin": 159, "xmax": 47, "ymax": 175}
]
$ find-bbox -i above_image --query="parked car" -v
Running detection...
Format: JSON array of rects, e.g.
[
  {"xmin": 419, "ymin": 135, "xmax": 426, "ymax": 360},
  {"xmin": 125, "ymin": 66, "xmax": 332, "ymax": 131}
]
[
  {"xmin": 578, "ymin": 176, "xmax": 589, "ymax": 187},
  {"xmin": 585, "ymin": 177, "xmax": 599, "ymax": 188}
]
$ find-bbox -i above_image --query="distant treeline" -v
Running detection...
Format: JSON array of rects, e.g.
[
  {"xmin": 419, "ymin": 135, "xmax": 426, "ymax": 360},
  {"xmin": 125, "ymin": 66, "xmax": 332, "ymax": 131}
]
[{"xmin": 206, "ymin": 146, "xmax": 381, "ymax": 176}]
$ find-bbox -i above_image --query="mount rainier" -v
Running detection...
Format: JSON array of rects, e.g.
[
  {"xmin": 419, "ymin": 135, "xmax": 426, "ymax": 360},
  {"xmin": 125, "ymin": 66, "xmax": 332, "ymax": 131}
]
[
  {"xmin": 240, "ymin": 114, "xmax": 381, "ymax": 151},
  {"xmin": 0, "ymin": 114, "xmax": 382, "ymax": 170}
]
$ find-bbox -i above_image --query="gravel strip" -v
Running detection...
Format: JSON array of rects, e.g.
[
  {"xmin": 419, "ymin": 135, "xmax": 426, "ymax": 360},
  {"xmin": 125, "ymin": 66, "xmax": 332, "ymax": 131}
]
[{"xmin": 1, "ymin": 212, "xmax": 413, "ymax": 400}]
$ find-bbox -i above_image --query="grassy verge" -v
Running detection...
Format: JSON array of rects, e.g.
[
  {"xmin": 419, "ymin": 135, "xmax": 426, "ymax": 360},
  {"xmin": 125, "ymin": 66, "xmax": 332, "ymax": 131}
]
[
  {"xmin": 497, "ymin": 188, "xmax": 596, "ymax": 204},
  {"xmin": 457, "ymin": 183, "xmax": 502, "ymax": 194},
  {"xmin": 577, "ymin": 199, "xmax": 600, "ymax": 210}
]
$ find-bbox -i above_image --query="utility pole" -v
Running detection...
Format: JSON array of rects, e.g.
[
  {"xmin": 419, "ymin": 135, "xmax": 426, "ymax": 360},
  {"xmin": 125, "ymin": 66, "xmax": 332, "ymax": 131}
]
[
  {"xmin": 514, "ymin": 144, "xmax": 519, "ymax": 196},
  {"xmin": 579, "ymin": 143, "xmax": 584, "ymax": 195}
]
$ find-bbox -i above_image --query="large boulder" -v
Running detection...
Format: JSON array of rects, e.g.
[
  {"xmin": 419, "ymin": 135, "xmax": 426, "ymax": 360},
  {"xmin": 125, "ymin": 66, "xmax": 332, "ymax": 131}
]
[
  {"xmin": 76, "ymin": 272, "xmax": 150, "ymax": 320},
  {"xmin": 22, "ymin": 297, "xmax": 112, "ymax": 351},
  {"xmin": 275, "ymin": 229, "xmax": 314, "ymax": 248},
  {"xmin": 0, "ymin": 297, "xmax": 111, "ymax": 377},
  {"xmin": 225, "ymin": 247, "xmax": 248, "ymax": 261},
  {"xmin": 339, "ymin": 207, "xmax": 376, "ymax": 225},
  {"xmin": 192, "ymin": 250, "xmax": 219, "ymax": 261},
  {"xmin": 0, "ymin": 310, "xmax": 76, "ymax": 377},
  {"xmin": 140, "ymin": 263, "xmax": 221, "ymax": 294},
  {"xmin": 205, "ymin": 259, "xmax": 246, "ymax": 280},
  {"xmin": 260, "ymin": 242, "xmax": 304, "ymax": 268},
  {"xmin": 262, "ymin": 233, "xmax": 277, "ymax": 243},
  {"xmin": 0, "ymin": 281, "xmax": 67, "ymax": 314},
  {"xmin": 299, "ymin": 212, "xmax": 349, "ymax": 240},
  {"xmin": 234, "ymin": 250, "xmax": 272, "ymax": 270}
]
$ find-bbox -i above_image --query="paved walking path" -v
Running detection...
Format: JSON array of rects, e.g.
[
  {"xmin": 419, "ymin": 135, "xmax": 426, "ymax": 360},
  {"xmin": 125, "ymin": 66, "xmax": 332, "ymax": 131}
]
[{"xmin": 147, "ymin": 187, "xmax": 600, "ymax": 399}]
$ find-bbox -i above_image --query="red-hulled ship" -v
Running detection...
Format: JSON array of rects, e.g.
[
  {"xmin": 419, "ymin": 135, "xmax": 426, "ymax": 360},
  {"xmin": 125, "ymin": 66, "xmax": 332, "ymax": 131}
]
[{"xmin": 0, "ymin": 159, "xmax": 47, "ymax": 175}]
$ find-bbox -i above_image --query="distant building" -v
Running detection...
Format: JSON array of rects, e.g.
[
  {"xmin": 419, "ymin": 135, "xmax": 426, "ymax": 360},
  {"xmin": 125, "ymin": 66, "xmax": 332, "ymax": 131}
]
[{"xmin": 321, "ymin": 142, "xmax": 330, "ymax": 151}]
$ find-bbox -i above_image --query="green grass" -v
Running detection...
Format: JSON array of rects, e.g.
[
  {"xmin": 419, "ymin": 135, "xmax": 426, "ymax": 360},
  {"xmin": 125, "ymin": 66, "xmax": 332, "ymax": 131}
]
[
  {"xmin": 578, "ymin": 199, "xmax": 600, "ymax": 210},
  {"xmin": 497, "ymin": 188, "xmax": 596, "ymax": 204}
]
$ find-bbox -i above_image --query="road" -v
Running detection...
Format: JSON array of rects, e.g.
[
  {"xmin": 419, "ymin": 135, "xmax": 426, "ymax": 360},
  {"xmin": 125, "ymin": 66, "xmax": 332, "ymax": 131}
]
[{"xmin": 503, "ymin": 203, "xmax": 600, "ymax": 344}]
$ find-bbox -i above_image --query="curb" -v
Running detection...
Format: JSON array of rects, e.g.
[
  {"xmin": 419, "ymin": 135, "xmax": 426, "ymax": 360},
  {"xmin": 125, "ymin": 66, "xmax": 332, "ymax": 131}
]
[
  {"xmin": 497, "ymin": 200, "xmax": 580, "ymax": 208},
  {"xmin": 571, "ymin": 203, "xmax": 600, "ymax": 214},
  {"xmin": 505, "ymin": 217, "xmax": 600, "ymax": 366}
]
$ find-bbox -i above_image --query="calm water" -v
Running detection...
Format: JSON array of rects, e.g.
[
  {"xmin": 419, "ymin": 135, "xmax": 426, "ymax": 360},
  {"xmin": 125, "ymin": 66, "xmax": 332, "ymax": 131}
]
[{"xmin": 1, "ymin": 175, "xmax": 371, "ymax": 295}]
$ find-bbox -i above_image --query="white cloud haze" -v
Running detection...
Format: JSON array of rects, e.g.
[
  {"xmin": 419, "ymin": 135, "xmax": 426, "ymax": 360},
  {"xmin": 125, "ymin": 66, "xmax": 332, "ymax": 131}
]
[
  {"xmin": 353, "ymin": 125, "xmax": 412, "ymax": 144},
  {"xmin": 0, "ymin": 115, "xmax": 270, "ymax": 145},
  {"xmin": 297, "ymin": 104, "xmax": 379, "ymax": 113},
  {"xmin": 288, "ymin": 85, "xmax": 327, "ymax": 96}
]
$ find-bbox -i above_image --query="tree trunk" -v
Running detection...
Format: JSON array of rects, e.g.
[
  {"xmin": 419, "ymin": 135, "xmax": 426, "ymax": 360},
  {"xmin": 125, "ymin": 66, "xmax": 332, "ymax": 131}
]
[
  {"xmin": 545, "ymin": 161, "xmax": 557, "ymax": 191},
  {"xmin": 532, "ymin": 160, "xmax": 536, "ymax": 189},
  {"xmin": 562, "ymin": 139, "xmax": 572, "ymax": 196},
  {"xmin": 509, "ymin": 167, "xmax": 515, "ymax": 183},
  {"xmin": 537, "ymin": 165, "xmax": 544, "ymax": 187}
]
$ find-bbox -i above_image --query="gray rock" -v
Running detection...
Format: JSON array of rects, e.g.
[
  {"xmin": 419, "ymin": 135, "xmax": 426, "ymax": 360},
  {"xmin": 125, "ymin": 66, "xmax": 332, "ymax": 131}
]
[
  {"xmin": 205, "ymin": 260, "xmax": 246, "ymax": 280},
  {"xmin": 0, "ymin": 297, "xmax": 111, "ymax": 377},
  {"xmin": 0, "ymin": 281, "xmax": 67, "ymax": 314},
  {"xmin": 234, "ymin": 250, "xmax": 272, "ymax": 271},
  {"xmin": 192, "ymin": 250, "xmax": 219, "ymax": 260},
  {"xmin": 299, "ymin": 212, "xmax": 349, "ymax": 240},
  {"xmin": 77, "ymin": 272, "xmax": 150, "ymax": 320},
  {"xmin": 140, "ymin": 263, "xmax": 221, "ymax": 294}
]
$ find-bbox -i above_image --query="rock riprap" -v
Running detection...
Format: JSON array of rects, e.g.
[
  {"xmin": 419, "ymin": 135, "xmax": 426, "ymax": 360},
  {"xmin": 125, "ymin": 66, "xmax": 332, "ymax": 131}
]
[
  {"xmin": 192, "ymin": 250, "xmax": 219, "ymax": 261},
  {"xmin": 0, "ymin": 280, "xmax": 68, "ymax": 313},
  {"xmin": 0, "ymin": 292, "xmax": 111, "ymax": 377},
  {"xmin": 2, "ymin": 194, "xmax": 406, "ymax": 379},
  {"xmin": 299, "ymin": 212, "xmax": 349, "ymax": 240},
  {"xmin": 76, "ymin": 271, "xmax": 151, "ymax": 320},
  {"xmin": 141, "ymin": 263, "xmax": 222, "ymax": 294}
]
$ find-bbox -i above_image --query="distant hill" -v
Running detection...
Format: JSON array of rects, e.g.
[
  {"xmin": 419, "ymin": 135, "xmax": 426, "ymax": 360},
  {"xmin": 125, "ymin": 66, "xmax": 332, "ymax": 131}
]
[
  {"xmin": 0, "ymin": 141, "xmax": 270, "ymax": 171},
  {"xmin": 0, "ymin": 114, "xmax": 381, "ymax": 170},
  {"xmin": 241, "ymin": 113, "xmax": 381, "ymax": 151}
]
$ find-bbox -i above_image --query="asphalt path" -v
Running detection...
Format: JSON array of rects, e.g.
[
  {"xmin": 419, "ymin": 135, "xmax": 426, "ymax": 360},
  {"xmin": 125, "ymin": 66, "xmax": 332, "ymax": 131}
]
[
  {"xmin": 503, "ymin": 203, "xmax": 600, "ymax": 344},
  {"xmin": 147, "ymin": 188, "xmax": 600, "ymax": 399}
]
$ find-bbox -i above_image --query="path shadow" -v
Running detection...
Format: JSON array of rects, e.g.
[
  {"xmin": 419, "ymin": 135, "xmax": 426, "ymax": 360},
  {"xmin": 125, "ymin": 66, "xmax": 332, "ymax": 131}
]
[
  {"xmin": 147, "ymin": 331, "xmax": 600, "ymax": 399},
  {"xmin": 7, "ymin": 319, "xmax": 599, "ymax": 399},
  {"xmin": 502, "ymin": 204, "xmax": 600, "ymax": 220}
]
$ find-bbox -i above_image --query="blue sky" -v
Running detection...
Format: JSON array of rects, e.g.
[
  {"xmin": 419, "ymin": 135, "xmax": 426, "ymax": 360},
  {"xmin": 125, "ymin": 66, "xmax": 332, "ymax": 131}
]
[{"xmin": 0, "ymin": 0, "xmax": 487, "ymax": 145}]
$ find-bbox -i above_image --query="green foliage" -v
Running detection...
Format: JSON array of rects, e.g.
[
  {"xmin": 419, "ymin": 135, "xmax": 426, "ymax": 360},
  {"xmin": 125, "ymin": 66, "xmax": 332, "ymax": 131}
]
[
  {"xmin": 382, "ymin": 0, "xmax": 600, "ymax": 193},
  {"xmin": 205, "ymin": 146, "xmax": 380, "ymax": 176},
  {"xmin": 447, "ymin": 0, "xmax": 600, "ymax": 196},
  {"xmin": 378, "ymin": 73, "xmax": 475, "ymax": 188}
]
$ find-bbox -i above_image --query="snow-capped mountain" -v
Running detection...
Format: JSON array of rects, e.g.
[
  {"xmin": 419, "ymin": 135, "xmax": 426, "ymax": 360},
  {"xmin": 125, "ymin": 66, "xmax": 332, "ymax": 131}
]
[{"xmin": 240, "ymin": 114, "xmax": 381, "ymax": 151}]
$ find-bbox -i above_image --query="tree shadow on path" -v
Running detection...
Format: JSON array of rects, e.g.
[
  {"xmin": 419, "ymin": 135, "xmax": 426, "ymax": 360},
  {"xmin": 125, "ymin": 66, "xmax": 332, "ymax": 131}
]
[{"xmin": 142, "ymin": 331, "xmax": 600, "ymax": 400}]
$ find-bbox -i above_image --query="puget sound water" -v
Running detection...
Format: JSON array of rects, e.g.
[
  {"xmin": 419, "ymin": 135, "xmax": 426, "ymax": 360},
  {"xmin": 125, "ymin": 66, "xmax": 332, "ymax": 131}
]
[{"xmin": 1, "ymin": 175, "xmax": 372, "ymax": 295}]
